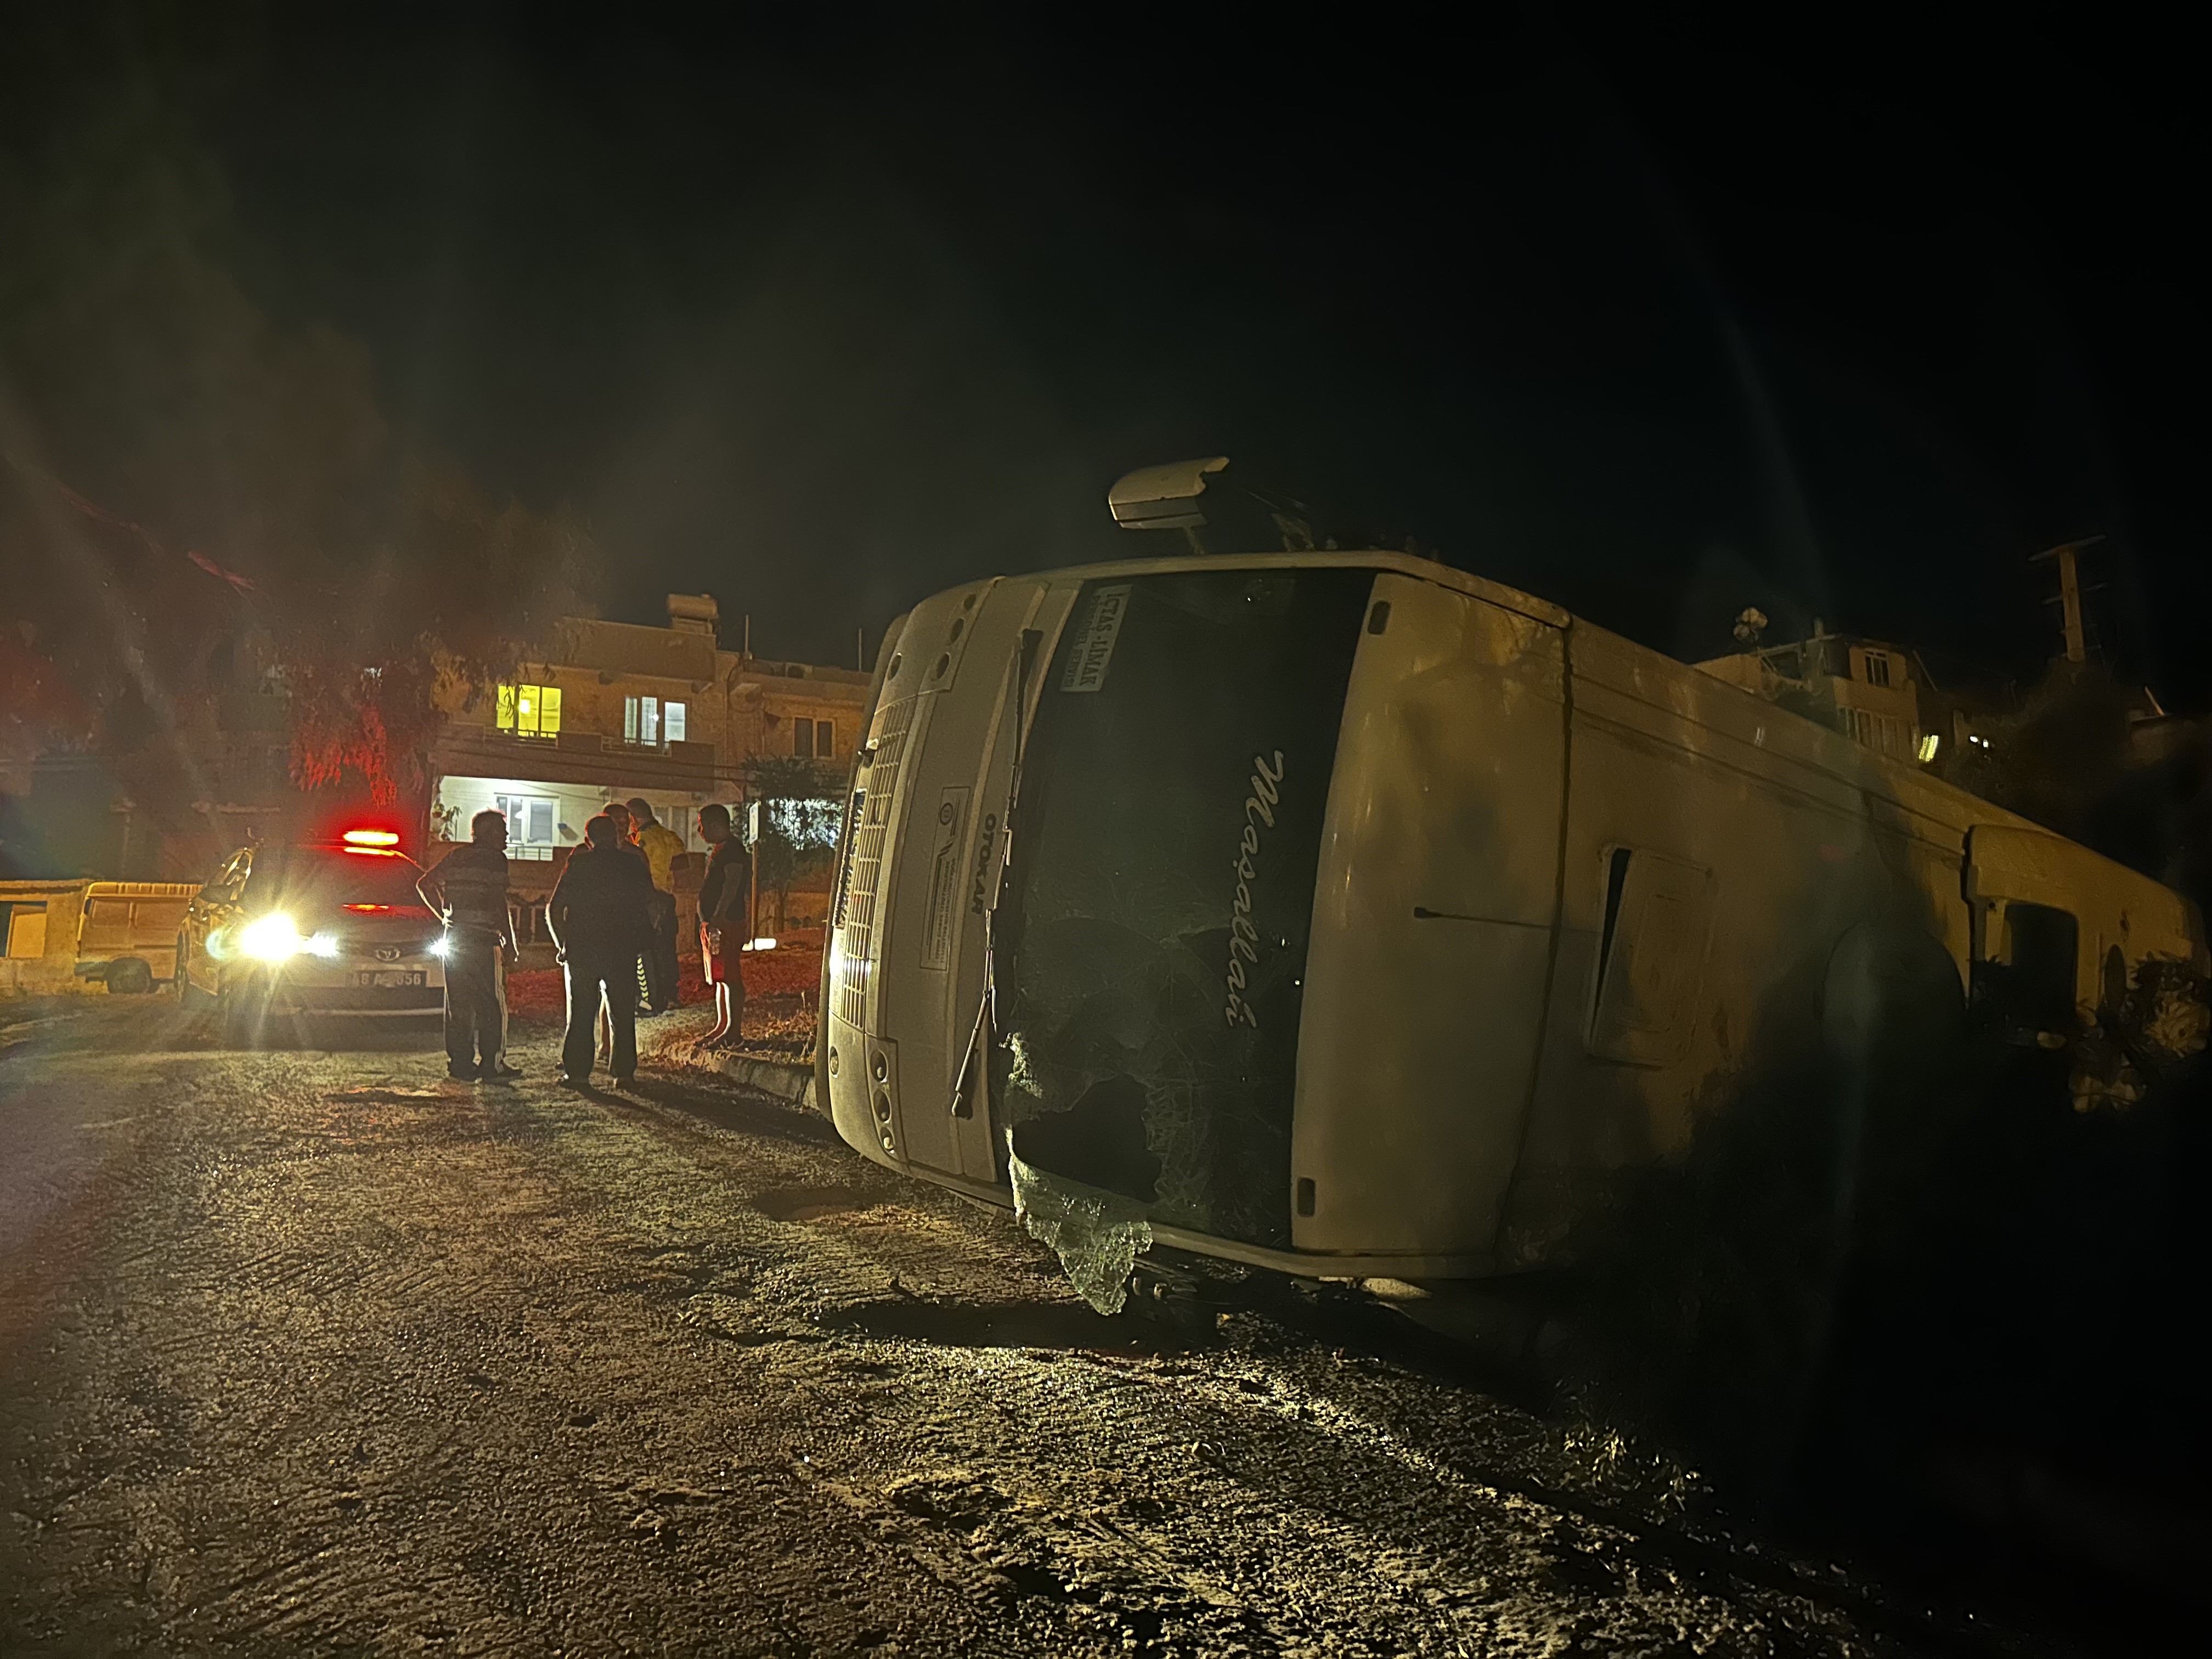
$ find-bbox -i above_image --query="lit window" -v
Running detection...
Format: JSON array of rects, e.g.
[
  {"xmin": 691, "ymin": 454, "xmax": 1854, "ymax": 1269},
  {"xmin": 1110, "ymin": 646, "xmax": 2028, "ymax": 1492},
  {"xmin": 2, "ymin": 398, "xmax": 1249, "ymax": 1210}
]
[
  {"xmin": 665, "ymin": 701, "xmax": 686, "ymax": 743},
  {"xmin": 1917, "ymin": 732, "xmax": 1940, "ymax": 763},
  {"xmin": 625, "ymin": 695, "xmax": 661, "ymax": 746},
  {"xmin": 498, "ymin": 683, "xmax": 560, "ymax": 737},
  {"xmin": 495, "ymin": 794, "xmax": 558, "ymax": 859}
]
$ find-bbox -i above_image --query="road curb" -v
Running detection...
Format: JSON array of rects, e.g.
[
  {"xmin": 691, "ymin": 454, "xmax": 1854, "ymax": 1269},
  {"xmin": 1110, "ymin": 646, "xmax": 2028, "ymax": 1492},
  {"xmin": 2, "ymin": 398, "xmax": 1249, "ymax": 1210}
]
[{"xmin": 714, "ymin": 1052, "xmax": 816, "ymax": 1110}]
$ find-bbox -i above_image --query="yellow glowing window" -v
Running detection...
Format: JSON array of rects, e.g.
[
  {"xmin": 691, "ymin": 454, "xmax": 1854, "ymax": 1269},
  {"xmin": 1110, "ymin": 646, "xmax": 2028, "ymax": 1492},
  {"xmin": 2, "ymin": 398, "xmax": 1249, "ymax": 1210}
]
[{"xmin": 496, "ymin": 682, "xmax": 561, "ymax": 737}]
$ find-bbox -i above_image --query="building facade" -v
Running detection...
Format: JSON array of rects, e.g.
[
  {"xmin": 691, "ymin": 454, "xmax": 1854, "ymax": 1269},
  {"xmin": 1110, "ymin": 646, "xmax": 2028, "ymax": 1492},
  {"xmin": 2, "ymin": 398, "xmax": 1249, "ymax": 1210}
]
[
  {"xmin": 424, "ymin": 593, "xmax": 868, "ymax": 938},
  {"xmin": 1695, "ymin": 624, "xmax": 1930, "ymax": 765}
]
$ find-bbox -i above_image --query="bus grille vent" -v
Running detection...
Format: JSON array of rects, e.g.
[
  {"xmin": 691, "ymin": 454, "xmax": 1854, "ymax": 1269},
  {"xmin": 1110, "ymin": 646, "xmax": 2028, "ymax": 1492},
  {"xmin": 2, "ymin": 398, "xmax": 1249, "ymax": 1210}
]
[{"xmin": 835, "ymin": 695, "xmax": 917, "ymax": 1029}]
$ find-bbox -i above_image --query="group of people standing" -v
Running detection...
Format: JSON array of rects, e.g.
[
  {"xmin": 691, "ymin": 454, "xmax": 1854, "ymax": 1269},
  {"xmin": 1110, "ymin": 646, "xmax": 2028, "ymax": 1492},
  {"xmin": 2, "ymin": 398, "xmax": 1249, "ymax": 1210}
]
[{"xmin": 416, "ymin": 797, "xmax": 753, "ymax": 1088}]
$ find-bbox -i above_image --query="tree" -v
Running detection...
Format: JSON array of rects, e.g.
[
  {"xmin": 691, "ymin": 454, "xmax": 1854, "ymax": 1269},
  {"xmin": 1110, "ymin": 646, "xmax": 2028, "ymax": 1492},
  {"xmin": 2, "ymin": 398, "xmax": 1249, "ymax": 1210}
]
[
  {"xmin": 1945, "ymin": 661, "xmax": 2135, "ymax": 850},
  {"xmin": 1, "ymin": 6, "xmax": 596, "ymax": 850},
  {"xmin": 740, "ymin": 754, "xmax": 843, "ymax": 932}
]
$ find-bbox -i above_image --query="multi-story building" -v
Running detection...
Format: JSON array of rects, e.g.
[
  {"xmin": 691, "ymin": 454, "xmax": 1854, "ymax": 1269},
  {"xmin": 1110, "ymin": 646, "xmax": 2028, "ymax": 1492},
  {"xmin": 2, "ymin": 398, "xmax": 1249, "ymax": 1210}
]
[
  {"xmin": 1695, "ymin": 623, "xmax": 1929, "ymax": 765},
  {"xmin": 423, "ymin": 593, "xmax": 869, "ymax": 936}
]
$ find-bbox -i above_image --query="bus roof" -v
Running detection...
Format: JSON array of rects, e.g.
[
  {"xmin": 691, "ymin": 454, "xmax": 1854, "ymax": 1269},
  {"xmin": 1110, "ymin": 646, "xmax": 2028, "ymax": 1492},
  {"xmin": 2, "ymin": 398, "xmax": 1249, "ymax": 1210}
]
[{"xmin": 979, "ymin": 549, "xmax": 1571, "ymax": 630}]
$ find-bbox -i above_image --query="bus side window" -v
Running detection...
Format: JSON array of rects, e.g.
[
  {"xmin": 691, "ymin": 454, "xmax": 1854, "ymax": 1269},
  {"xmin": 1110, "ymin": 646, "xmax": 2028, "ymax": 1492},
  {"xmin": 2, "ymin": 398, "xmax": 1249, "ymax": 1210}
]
[
  {"xmin": 2099, "ymin": 944, "xmax": 2129, "ymax": 1026},
  {"xmin": 1587, "ymin": 847, "xmax": 1717, "ymax": 1066},
  {"xmin": 1977, "ymin": 901, "xmax": 2078, "ymax": 1033}
]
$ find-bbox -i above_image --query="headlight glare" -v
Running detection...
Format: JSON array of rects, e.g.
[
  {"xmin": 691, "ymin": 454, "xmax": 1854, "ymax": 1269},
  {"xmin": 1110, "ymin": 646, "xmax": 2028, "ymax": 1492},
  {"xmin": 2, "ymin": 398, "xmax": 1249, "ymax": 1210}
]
[{"xmin": 239, "ymin": 913, "xmax": 306, "ymax": 961}]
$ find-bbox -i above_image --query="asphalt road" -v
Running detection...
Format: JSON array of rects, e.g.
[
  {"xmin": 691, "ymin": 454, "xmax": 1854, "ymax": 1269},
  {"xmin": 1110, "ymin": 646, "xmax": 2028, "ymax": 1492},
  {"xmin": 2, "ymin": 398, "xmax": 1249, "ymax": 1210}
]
[{"xmin": 0, "ymin": 996, "xmax": 2110, "ymax": 1656}]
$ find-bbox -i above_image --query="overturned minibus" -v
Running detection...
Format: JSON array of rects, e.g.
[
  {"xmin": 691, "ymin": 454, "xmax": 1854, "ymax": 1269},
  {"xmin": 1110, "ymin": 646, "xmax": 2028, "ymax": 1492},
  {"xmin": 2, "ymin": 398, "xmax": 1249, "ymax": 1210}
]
[{"xmin": 816, "ymin": 460, "xmax": 2207, "ymax": 1313}]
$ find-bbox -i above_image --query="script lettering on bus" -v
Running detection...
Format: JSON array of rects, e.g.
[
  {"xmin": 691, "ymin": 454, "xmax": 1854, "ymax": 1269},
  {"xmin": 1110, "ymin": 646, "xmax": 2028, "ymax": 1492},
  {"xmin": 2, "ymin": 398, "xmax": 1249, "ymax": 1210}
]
[{"xmin": 1224, "ymin": 749, "xmax": 1286, "ymax": 1029}]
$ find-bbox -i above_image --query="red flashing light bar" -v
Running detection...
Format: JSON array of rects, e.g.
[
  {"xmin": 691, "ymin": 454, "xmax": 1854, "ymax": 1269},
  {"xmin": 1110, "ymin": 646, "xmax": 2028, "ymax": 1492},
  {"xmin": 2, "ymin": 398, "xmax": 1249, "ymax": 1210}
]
[{"xmin": 342, "ymin": 828, "xmax": 400, "ymax": 848}]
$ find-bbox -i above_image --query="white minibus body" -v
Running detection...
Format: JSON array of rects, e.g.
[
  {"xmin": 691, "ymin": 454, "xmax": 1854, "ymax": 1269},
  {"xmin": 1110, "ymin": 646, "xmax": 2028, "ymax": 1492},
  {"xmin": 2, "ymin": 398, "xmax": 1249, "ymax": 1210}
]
[{"xmin": 817, "ymin": 551, "xmax": 2205, "ymax": 1289}]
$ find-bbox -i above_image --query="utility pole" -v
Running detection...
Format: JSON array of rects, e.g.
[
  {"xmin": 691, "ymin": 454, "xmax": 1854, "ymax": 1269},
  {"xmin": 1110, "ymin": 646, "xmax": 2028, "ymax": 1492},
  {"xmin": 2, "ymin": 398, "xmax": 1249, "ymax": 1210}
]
[
  {"xmin": 2030, "ymin": 537, "xmax": 2104, "ymax": 665},
  {"xmin": 748, "ymin": 809, "xmax": 760, "ymax": 946}
]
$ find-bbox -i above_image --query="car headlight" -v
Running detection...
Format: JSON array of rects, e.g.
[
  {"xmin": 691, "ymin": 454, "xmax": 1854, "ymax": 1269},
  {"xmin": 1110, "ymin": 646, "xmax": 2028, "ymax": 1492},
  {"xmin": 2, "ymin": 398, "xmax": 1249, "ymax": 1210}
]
[{"xmin": 239, "ymin": 913, "xmax": 307, "ymax": 961}]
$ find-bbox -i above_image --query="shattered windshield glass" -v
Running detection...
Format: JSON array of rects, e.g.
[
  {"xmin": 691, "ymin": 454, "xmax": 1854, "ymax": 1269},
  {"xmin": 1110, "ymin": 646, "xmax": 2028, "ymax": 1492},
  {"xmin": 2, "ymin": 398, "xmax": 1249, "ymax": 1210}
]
[{"xmin": 994, "ymin": 567, "xmax": 1372, "ymax": 1251}]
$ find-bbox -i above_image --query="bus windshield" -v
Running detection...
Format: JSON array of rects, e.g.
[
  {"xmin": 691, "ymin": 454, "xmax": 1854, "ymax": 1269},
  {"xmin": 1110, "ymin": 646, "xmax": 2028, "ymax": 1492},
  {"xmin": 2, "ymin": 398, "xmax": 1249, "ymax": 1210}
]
[{"xmin": 994, "ymin": 567, "xmax": 1372, "ymax": 1248}]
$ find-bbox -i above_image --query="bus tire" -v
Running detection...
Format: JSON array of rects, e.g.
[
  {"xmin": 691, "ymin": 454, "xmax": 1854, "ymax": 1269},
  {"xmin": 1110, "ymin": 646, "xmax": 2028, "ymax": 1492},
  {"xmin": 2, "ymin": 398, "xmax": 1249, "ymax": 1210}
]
[
  {"xmin": 1821, "ymin": 923, "xmax": 1967, "ymax": 1260},
  {"xmin": 1790, "ymin": 924, "xmax": 1970, "ymax": 1500}
]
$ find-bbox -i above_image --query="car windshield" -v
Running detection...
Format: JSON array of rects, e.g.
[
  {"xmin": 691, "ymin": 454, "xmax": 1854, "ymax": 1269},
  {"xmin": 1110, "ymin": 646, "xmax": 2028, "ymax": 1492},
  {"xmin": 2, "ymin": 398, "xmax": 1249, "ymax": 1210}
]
[
  {"xmin": 994, "ymin": 567, "xmax": 1372, "ymax": 1249},
  {"xmin": 241, "ymin": 848, "xmax": 430, "ymax": 918}
]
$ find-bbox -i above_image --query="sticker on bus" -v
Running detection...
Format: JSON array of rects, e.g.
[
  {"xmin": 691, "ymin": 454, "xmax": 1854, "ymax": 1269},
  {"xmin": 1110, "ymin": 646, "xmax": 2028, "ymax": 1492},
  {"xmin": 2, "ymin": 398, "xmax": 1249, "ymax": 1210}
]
[
  {"xmin": 921, "ymin": 786, "xmax": 969, "ymax": 969},
  {"xmin": 1059, "ymin": 584, "xmax": 1132, "ymax": 693}
]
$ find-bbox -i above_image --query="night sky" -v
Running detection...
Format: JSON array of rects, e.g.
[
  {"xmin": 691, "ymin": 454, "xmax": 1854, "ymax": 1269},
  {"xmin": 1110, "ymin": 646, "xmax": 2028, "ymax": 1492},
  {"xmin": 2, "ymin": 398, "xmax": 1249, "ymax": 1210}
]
[{"xmin": 200, "ymin": 11, "xmax": 2207, "ymax": 703}]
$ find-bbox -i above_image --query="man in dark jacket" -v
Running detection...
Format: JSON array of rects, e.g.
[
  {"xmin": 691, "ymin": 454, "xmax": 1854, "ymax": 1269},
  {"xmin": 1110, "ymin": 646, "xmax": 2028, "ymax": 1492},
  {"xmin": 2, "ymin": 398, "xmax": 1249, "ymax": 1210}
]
[
  {"xmin": 417, "ymin": 808, "xmax": 520, "ymax": 1082},
  {"xmin": 601, "ymin": 799, "xmax": 654, "ymax": 1017},
  {"xmin": 547, "ymin": 813, "xmax": 656, "ymax": 1086}
]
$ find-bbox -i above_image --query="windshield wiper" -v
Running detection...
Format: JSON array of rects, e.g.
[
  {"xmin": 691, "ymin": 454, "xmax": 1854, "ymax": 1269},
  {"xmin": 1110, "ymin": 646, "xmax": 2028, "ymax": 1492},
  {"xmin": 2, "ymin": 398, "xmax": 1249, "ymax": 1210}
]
[{"xmin": 951, "ymin": 627, "xmax": 1042, "ymax": 1120}]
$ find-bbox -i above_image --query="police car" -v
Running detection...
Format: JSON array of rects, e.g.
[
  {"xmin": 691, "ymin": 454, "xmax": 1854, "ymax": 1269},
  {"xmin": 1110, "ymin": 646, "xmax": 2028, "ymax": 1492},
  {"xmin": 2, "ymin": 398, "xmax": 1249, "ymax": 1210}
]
[{"xmin": 177, "ymin": 828, "xmax": 448, "ymax": 1044}]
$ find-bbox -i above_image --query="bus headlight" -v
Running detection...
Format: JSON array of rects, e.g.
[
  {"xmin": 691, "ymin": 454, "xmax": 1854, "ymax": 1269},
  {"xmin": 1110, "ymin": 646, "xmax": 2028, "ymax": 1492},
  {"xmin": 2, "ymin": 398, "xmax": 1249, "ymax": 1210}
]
[{"xmin": 239, "ymin": 913, "xmax": 307, "ymax": 961}]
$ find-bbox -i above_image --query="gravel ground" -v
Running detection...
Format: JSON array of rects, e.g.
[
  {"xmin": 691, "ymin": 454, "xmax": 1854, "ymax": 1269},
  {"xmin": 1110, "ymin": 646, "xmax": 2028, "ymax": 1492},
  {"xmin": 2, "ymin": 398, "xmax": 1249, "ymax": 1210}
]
[{"xmin": 0, "ymin": 995, "xmax": 2127, "ymax": 1656}]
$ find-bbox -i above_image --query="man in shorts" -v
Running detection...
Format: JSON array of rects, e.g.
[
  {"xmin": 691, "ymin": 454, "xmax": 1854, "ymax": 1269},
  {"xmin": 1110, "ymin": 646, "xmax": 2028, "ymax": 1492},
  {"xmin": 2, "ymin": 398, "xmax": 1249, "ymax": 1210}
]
[{"xmin": 696, "ymin": 802, "xmax": 751, "ymax": 1048}]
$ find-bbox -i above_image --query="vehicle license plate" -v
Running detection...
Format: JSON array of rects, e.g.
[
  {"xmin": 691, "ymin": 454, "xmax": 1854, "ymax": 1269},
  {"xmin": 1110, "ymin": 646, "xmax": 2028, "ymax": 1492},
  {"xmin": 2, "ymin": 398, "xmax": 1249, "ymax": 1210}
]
[{"xmin": 358, "ymin": 969, "xmax": 426, "ymax": 988}]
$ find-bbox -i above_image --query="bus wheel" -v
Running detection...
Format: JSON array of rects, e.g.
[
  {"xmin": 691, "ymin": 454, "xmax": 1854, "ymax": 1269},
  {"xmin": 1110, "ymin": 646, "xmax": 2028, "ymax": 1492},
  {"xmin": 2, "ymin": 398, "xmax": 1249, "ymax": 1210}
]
[
  {"xmin": 1793, "ymin": 924, "xmax": 1970, "ymax": 1502},
  {"xmin": 1821, "ymin": 923, "xmax": 1967, "ymax": 1261}
]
